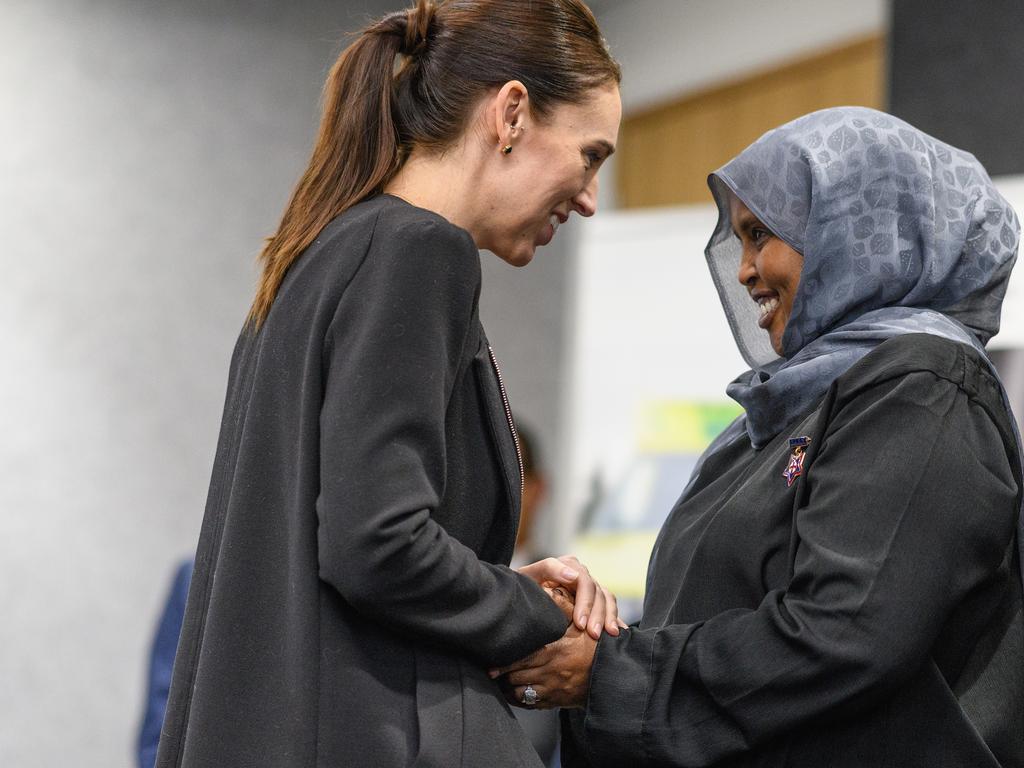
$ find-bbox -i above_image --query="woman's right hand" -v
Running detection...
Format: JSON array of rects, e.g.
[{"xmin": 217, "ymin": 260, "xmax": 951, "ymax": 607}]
[
  {"xmin": 518, "ymin": 555, "xmax": 624, "ymax": 639},
  {"xmin": 491, "ymin": 623, "xmax": 598, "ymax": 710}
]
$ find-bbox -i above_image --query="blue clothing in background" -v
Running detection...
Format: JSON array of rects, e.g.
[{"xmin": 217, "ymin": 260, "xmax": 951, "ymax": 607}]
[{"xmin": 138, "ymin": 559, "xmax": 193, "ymax": 768}]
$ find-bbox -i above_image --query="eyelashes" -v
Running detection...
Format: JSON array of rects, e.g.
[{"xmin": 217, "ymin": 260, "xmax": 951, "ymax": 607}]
[
  {"xmin": 584, "ymin": 150, "xmax": 604, "ymax": 171},
  {"xmin": 750, "ymin": 226, "xmax": 771, "ymax": 247}
]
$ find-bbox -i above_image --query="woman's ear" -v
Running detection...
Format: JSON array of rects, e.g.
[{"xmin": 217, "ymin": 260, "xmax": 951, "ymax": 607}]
[{"xmin": 489, "ymin": 80, "xmax": 530, "ymax": 152}]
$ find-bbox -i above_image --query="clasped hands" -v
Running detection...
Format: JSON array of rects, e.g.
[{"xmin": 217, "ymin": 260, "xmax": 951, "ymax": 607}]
[{"xmin": 490, "ymin": 555, "xmax": 625, "ymax": 710}]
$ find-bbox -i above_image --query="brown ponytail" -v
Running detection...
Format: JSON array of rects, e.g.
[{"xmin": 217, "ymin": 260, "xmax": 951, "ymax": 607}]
[{"xmin": 248, "ymin": 0, "xmax": 619, "ymax": 327}]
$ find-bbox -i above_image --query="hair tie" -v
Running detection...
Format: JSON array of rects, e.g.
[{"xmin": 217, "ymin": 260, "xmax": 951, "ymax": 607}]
[
  {"xmin": 402, "ymin": 1, "xmax": 436, "ymax": 58},
  {"xmin": 370, "ymin": 3, "xmax": 436, "ymax": 58}
]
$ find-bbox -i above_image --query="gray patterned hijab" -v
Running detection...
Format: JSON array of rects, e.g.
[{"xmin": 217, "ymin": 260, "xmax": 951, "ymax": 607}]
[{"xmin": 704, "ymin": 106, "xmax": 1019, "ymax": 449}]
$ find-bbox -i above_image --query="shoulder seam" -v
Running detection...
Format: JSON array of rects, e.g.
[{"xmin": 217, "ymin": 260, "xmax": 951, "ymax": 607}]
[
  {"xmin": 322, "ymin": 204, "xmax": 388, "ymax": 362},
  {"xmin": 841, "ymin": 335, "xmax": 971, "ymax": 391}
]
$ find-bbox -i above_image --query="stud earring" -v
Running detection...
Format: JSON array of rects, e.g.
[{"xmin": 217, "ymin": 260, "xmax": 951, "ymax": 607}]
[{"xmin": 501, "ymin": 145, "xmax": 513, "ymax": 155}]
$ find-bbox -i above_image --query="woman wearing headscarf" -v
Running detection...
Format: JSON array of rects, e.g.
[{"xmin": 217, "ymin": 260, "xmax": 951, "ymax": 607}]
[{"xmin": 494, "ymin": 107, "xmax": 1024, "ymax": 766}]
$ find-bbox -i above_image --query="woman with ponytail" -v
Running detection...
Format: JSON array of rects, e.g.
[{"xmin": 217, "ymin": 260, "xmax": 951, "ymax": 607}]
[{"xmin": 155, "ymin": 2, "xmax": 621, "ymax": 766}]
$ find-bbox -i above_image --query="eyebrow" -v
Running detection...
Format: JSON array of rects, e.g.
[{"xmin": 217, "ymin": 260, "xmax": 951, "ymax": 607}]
[{"xmin": 594, "ymin": 140, "xmax": 616, "ymax": 158}]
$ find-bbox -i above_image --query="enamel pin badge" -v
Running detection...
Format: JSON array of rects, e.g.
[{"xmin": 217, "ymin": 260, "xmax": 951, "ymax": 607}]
[{"xmin": 783, "ymin": 436, "xmax": 811, "ymax": 488}]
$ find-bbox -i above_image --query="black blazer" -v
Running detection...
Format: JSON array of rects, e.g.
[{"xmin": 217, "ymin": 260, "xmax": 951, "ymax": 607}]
[{"xmin": 157, "ymin": 195, "xmax": 567, "ymax": 768}]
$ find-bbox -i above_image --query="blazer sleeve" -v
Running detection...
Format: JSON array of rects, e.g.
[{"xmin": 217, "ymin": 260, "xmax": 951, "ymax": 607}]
[
  {"xmin": 316, "ymin": 216, "xmax": 566, "ymax": 668},
  {"xmin": 572, "ymin": 370, "xmax": 1019, "ymax": 766}
]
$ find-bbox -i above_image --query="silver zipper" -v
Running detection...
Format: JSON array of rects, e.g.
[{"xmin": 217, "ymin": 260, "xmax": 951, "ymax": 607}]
[{"xmin": 487, "ymin": 345, "xmax": 524, "ymax": 497}]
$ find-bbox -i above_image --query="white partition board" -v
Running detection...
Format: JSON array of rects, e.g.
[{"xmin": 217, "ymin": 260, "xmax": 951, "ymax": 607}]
[{"xmin": 555, "ymin": 205, "xmax": 744, "ymax": 546}]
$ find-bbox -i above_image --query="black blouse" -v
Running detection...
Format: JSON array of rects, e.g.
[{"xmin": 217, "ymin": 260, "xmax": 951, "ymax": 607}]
[{"xmin": 566, "ymin": 334, "xmax": 1024, "ymax": 768}]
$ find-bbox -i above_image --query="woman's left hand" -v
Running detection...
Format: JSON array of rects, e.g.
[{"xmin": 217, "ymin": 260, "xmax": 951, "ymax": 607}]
[{"xmin": 489, "ymin": 624, "xmax": 598, "ymax": 710}]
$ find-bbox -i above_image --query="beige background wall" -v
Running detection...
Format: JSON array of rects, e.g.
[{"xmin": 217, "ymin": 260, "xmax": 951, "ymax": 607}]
[{"xmin": 617, "ymin": 36, "xmax": 886, "ymax": 208}]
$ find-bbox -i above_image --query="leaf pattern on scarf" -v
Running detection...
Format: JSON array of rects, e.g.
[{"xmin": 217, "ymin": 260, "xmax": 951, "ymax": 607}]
[{"xmin": 706, "ymin": 106, "xmax": 1019, "ymax": 366}]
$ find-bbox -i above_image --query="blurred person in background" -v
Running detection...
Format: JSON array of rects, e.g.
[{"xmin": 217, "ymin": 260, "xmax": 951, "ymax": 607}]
[
  {"xmin": 511, "ymin": 419, "xmax": 553, "ymax": 570},
  {"xmin": 136, "ymin": 559, "xmax": 192, "ymax": 768},
  {"xmin": 155, "ymin": 1, "xmax": 623, "ymax": 767},
  {"xmin": 495, "ymin": 107, "xmax": 1024, "ymax": 767}
]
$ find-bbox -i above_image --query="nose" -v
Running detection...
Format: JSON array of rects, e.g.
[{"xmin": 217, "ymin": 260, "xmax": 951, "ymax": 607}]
[
  {"xmin": 572, "ymin": 175, "xmax": 599, "ymax": 218},
  {"xmin": 736, "ymin": 246, "xmax": 757, "ymax": 287}
]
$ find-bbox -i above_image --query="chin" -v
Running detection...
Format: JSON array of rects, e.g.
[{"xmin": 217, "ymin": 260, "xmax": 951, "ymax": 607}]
[
  {"xmin": 770, "ymin": 333, "xmax": 786, "ymax": 356},
  {"xmin": 494, "ymin": 247, "xmax": 535, "ymax": 268}
]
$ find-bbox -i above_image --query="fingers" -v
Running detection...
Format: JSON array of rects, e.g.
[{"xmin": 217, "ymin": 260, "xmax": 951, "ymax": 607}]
[
  {"xmin": 585, "ymin": 581, "xmax": 607, "ymax": 639},
  {"xmin": 556, "ymin": 554, "xmax": 583, "ymax": 584},
  {"xmin": 602, "ymin": 587, "xmax": 621, "ymax": 636},
  {"xmin": 543, "ymin": 585, "xmax": 574, "ymax": 622},
  {"xmin": 509, "ymin": 683, "xmax": 553, "ymax": 710},
  {"xmin": 564, "ymin": 559, "xmax": 618, "ymax": 639},
  {"xmin": 557, "ymin": 556, "xmax": 621, "ymax": 638},
  {"xmin": 558, "ymin": 556, "xmax": 595, "ymax": 635},
  {"xmin": 488, "ymin": 646, "xmax": 545, "ymax": 679},
  {"xmin": 517, "ymin": 556, "xmax": 580, "ymax": 587},
  {"xmin": 492, "ymin": 673, "xmax": 547, "ymax": 710},
  {"xmin": 504, "ymin": 665, "xmax": 544, "ymax": 688},
  {"xmin": 494, "ymin": 627, "xmax": 597, "ymax": 711},
  {"xmin": 520, "ymin": 555, "xmax": 621, "ymax": 638},
  {"xmin": 551, "ymin": 585, "xmax": 572, "ymax": 601}
]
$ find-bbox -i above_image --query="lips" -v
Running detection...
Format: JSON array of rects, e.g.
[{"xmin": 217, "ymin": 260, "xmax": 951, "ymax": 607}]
[
  {"xmin": 756, "ymin": 295, "xmax": 780, "ymax": 329},
  {"xmin": 535, "ymin": 213, "xmax": 565, "ymax": 248}
]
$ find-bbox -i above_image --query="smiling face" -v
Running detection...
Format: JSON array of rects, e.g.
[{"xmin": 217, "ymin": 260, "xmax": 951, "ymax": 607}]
[
  {"xmin": 478, "ymin": 83, "xmax": 622, "ymax": 266},
  {"xmin": 730, "ymin": 194, "xmax": 804, "ymax": 356}
]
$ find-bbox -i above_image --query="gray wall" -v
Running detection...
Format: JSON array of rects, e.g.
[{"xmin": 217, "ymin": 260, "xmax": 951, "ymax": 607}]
[
  {"xmin": 890, "ymin": 0, "xmax": 1024, "ymax": 176},
  {"xmin": 0, "ymin": 1, "xmax": 570, "ymax": 764}
]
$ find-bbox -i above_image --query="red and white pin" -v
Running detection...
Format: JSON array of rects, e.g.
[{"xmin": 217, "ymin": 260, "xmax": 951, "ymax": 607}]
[{"xmin": 783, "ymin": 436, "xmax": 811, "ymax": 487}]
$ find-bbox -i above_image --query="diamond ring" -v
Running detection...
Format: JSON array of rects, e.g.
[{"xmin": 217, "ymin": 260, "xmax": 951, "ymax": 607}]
[{"xmin": 522, "ymin": 685, "xmax": 539, "ymax": 706}]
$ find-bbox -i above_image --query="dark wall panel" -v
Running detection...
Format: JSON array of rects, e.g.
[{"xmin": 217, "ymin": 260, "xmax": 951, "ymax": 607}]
[{"xmin": 891, "ymin": 0, "xmax": 1024, "ymax": 175}]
